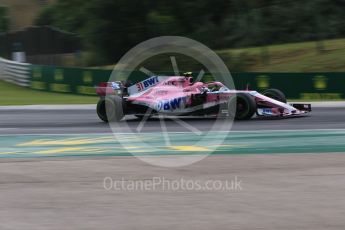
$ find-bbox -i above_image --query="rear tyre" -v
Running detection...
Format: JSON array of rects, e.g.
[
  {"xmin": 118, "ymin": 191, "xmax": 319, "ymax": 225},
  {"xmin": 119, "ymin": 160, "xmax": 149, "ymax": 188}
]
[
  {"xmin": 135, "ymin": 115, "xmax": 151, "ymax": 120},
  {"xmin": 262, "ymin": 88, "xmax": 287, "ymax": 103},
  {"xmin": 96, "ymin": 96, "xmax": 124, "ymax": 122},
  {"xmin": 228, "ymin": 93, "xmax": 257, "ymax": 120}
]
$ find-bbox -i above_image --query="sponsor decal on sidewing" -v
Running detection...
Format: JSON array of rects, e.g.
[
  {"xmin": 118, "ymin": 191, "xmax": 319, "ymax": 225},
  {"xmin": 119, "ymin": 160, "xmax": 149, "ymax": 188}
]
[
  {"xmin": 128, "ymin": 76, "xmax": 161, "ymax": 95},
  {"xmin": 156, "ymin": 97, "xmax": 187, "ymax": 111},
  {"xmin": 257, "ymin": 108, "xmax": 273, "ymax": 116}
]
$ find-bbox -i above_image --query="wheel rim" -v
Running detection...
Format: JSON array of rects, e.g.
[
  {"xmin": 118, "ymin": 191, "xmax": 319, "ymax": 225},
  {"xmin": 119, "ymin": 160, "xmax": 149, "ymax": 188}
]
[
  {"xmin": 236, "ymin": 98, "xmax": 249, "ymax": 116},
  {"xmin": 105, "ymin": 100, "xmax": 116, "ymax": 121}
]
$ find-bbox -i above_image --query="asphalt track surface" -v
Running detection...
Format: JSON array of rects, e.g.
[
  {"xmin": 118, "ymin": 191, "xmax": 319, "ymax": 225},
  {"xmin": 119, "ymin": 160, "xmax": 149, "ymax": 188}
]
[
  {"xmin": 1, "ymin": 106, "xmax": 345, "ymax": 229},
  {"xmin": 0, "ymin": 107, "xmax": 344, "ymax": 134}
]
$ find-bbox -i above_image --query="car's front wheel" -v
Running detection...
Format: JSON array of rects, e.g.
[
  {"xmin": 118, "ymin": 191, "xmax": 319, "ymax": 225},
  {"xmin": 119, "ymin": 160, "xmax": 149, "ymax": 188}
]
[
  {"xmin": 228, "ymin": 93, "xmax": 257, "ymax": 120},
  {"xmin": 262, "ymin": 88, "xmax": 287, "ymax": 103}
]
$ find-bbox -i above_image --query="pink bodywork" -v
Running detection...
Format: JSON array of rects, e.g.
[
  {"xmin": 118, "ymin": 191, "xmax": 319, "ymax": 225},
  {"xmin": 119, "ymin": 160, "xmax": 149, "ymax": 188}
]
[{"xmin": 126, "ymin": 76, "xmax": 232, "ymax": 113}]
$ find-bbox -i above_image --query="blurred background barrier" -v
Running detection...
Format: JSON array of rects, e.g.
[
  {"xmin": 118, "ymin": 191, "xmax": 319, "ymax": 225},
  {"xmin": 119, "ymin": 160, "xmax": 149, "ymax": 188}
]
[
  {"xmin": 26, "ymin": 61, "xmax": 345, "ymax": 100},
  {"xmin": 30, "ymin": 65, "xmax": 111, "ymax": 96},
  {"xmin": 0, "ymin": 57, "xmax": 31, "ymax": 87},
  {"xmin": 232, "ymin": 73, "xmax": 344, "ymax": 100},
  {"xmin": 0, "ymin": 57, "xmax": 343, "ymax": 100}
]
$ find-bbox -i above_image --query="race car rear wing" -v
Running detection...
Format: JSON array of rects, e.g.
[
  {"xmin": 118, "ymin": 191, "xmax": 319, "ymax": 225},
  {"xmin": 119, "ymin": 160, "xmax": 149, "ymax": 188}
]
[
  {"xmin": 96, "ymin": 76, "xmax": 164, "ymax": 97},
  {"xmin": 127, "ymin": 76, "xmax": 164, "ymax": 95},
  {"xmin": 96, "ymin": 81, "xmax": 124, "ymax": 96}
]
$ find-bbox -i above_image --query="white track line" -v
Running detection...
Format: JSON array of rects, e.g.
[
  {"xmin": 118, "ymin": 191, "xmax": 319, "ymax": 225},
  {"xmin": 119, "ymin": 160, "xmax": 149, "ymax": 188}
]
[{"xmin": 1, "ymin": 129, "xmax": 345, "ymax": 136}]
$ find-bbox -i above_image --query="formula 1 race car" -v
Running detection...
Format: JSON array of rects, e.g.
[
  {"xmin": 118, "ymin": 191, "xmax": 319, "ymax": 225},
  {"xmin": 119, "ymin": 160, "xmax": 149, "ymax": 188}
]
[{"xmin": 95, "ymin": 75, "xmax": 311, "ymax": 122}]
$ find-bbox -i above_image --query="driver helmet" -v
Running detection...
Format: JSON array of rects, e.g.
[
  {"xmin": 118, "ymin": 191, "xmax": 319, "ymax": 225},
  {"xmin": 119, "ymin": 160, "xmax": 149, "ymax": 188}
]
[{"xmin": 183, "ymin": 72, "xmax": 194, "ymax": 84}]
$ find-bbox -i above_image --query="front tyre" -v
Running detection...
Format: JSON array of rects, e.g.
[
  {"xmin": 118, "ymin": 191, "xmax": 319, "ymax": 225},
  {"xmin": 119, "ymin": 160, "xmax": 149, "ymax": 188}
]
[
  {"xmin": 262, "ymin": 88, "xmax": 287, "ymax": 103},
  {"xmin": 96, "ymin": 96, "xmax": 124, "ymax": 122},
  {"xmin": 228, "ymin": 93, "xmax": 257, "ymax": 120}
]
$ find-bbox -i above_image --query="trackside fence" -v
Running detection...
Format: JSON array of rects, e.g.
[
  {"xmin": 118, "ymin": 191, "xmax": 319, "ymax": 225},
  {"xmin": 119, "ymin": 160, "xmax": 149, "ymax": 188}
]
[
  {"xmin": 0, "ymin": 58, "xmax": 31, "ymax": 87},
  {"xmin": 0, "ymin": 58, "xmax": 344, "ymax": 100}
]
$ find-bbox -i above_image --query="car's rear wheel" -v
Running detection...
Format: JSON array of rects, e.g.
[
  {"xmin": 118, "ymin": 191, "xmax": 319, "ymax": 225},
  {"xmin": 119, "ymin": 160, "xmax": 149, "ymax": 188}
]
[
  {"xmin": 135, "ymin": 115, "xmax": 151, "ymax": 120},
  {"xmin": 262, "ymin": 88, "xmax": 287, "ymax": 103},
  {"xmin": 228, "ymin": 93, "xmax": 257, "ymax": 120},
  {"xmin": 97, "ymin": 96, "xmax": 124, "ymax": 122}
]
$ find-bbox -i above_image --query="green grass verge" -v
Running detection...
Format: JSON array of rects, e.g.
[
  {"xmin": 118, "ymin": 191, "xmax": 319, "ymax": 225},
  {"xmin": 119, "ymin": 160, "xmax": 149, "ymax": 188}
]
[
  {"xmin": 101, "ymin": 38, "xmax": 345, "ymax": 72},
  {"xmin": 217, "ymin": 38, "xmax": 345, "ymax": 72},
  {"xmin": 0, "ymin": 80, "xmax": 98, "ymax": 105}
]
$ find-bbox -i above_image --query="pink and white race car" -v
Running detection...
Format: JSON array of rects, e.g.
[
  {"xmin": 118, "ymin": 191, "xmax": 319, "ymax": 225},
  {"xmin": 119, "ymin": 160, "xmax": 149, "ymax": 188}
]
[{"xmin": 96, "ymin": 75, "xmax": 311, "ymax": 122}]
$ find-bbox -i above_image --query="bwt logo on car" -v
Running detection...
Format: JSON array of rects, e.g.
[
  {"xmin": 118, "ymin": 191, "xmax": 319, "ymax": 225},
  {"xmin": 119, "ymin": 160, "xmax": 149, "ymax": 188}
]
[
  {"xmin": 136, "ymin": 76, "xmax": 159, "ymax": 91},
  {"xmin": 156, "ymin": 97, "xmax": 187, "ymax": 111}
]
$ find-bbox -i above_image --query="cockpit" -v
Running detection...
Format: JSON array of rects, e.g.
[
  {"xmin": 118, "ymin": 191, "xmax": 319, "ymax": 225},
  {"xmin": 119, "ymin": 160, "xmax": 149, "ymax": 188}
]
[
  {"xmin": 162, "ymin": 76, "xmax": 193, "ymax": 87},
  {"xmin": 203, "ymin": 82, "xmax": 229, "ymax": 92}
]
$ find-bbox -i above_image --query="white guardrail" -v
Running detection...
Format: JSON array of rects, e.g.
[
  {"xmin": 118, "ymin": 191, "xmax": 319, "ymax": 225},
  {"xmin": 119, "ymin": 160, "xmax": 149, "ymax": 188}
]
[{"xmin": 0, "ymin": 58, "xmax": 31, "ymax": 87}]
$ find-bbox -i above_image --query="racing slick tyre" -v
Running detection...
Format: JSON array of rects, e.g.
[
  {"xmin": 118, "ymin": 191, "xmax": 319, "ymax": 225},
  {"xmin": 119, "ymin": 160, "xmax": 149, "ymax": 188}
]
[
  {"xmin": 135, "ymin": 115, "xmax": 151, "ymax": 120},
  {"xmin": 263, "ymin": 88, "xmax": 287, "ymax": 103},
  {"xmin": 96, "ymin": 96, "xmax": 124, "ymax": 122},
  {"xmin": 228, "ymin": 93, "xmax": 257, "ymax": 120}
]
